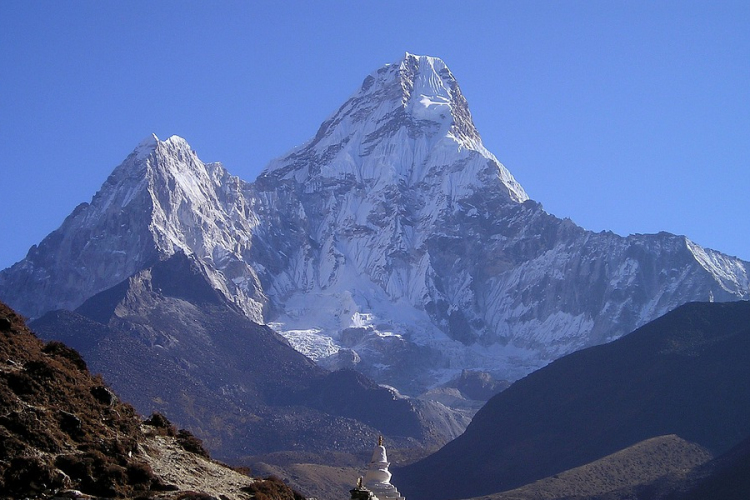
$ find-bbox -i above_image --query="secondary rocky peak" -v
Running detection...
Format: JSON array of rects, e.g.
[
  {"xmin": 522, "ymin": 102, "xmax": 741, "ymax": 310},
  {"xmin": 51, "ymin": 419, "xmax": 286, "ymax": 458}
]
[
  {"xmin": 155, "ymin": 134, "xmax": 197, "ymax": 159},
  {"xmin": 107, "ymin": 134, "xmax": 201, "ymax": 191},
  {"xmin": 0, "ymin": 132, "xmax": 267, "ymax": 321},
  {"xmin": 89, "ymin": 134, "xmax": 213, "ymax": 236}
]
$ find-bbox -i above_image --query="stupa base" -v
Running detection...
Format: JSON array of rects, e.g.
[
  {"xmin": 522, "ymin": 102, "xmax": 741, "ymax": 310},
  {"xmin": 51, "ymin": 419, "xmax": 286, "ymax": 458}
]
[{"xmin": 366, "ymin": 482, "xmax": 405, "ymax": 500}]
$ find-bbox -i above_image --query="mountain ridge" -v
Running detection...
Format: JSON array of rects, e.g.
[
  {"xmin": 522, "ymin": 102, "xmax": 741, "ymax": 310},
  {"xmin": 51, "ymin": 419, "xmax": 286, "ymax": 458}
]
[
  {"xmin": 397, "ymin": 300, "xmax": 750, "ymax": 500},
  {"xmin": 29, "ymin": 251, "xmax": 467, "ymax": 461},
  {"xmin": 1, "ymin": 53, "xmax": 748, "ymax": 394}
]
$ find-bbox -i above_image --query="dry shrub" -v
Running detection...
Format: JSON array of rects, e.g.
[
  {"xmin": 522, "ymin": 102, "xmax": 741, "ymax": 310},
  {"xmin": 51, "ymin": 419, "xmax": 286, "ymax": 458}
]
[
  {"xmin": 91, "ymin": 385, "xmax": 117, "ymax": 405},
  {"xmin": 171, "ymin": 492, "xmax": 217, "ymax": 499},
  {"xmin": 0, "ymin": 408, "xmax": 64, "ymax": 452},
  {"xmin": 24, "ymin": 359, "xmax": 58, "ymax": 379},
  {"xmin": 176, "ymin": 429, "xmax": 210, "ymax": 459},
  {"xmin": 126, "ymin": 461, "xmax": 157, "ymax": 487},
  {"xmin": 241, "ymin": 475, "xmax": 306, "ymax": 500},
  {"xmin": 6, "ymin": 369, "xmax": 38, "ymax": 396},
  {"xmin": 3, "ymin": 456, "xmax": 66, "ymax": 495},
  {"xmin": 231, "ymin": 464, "xmax": 253, "ymax": 476},
  {"xmin": 55, "ymin": 450, "xmax": 130, "ymax": 497},
  {"xmin": 0, "ymin": 427, "xmax": 26, "ymax": 460},
  {"xmin": 144, "ymin": 412, "xmax": 177, "ymax": 436},
  {"xmin": 43, "ymin": 340, "xmax": 88, "ymax": 371}
]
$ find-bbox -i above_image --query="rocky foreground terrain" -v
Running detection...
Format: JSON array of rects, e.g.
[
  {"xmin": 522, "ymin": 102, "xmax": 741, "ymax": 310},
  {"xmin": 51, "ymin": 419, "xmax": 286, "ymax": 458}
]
[{"xmin": 0, "ymin": 300, "xmax": 303, "ymax": 500}]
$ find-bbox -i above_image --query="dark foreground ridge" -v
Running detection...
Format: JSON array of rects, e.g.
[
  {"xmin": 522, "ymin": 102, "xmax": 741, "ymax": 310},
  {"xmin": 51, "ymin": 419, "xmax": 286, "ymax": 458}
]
[
  {"xmin": 0, "ymin": 300, "xmax": 303, "ymax": 500},
  {"xmin": 398, "ymin": 300, "xmax": 750, "ymax": 500}
]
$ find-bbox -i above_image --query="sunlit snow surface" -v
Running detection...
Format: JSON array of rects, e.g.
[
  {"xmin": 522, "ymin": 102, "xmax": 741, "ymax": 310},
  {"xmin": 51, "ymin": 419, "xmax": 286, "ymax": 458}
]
[
  {"xmin": 687, "ymin": 239, "xmax": 750, "ymax": 293},
  {"xmin": 267, "ymin": 258, "xmax": 546, "ymax": 385},
  {"xmin": 270, "ymin": 326, "xmax": 340, "ymax": 361}
]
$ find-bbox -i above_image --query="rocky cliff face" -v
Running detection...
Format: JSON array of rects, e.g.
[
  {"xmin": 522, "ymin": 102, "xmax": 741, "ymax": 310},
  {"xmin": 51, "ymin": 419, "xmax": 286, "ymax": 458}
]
[{"xmin": 1, "ymin": 53, "xmax": 748, "ymax": 394}]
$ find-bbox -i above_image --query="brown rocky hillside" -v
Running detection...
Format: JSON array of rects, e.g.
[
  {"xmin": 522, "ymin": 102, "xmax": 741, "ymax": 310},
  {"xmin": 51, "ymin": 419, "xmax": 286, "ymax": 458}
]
[{"xmin": 0, "ymin": 300, "xmax": 303, "ymax": 500}]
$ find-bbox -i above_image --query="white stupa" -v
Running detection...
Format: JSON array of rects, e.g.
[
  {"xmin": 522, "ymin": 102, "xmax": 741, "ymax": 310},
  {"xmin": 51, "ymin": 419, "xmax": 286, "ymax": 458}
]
[{"xmin": 362, "ymin": 436, "xmax": 405, "ymax": 500}]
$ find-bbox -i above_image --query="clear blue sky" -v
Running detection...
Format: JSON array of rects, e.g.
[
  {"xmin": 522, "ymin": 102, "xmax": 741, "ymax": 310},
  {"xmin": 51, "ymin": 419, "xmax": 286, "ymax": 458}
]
[{"xmin": 1, "ymin": 1, "xmax": 749, "ymax": 271}]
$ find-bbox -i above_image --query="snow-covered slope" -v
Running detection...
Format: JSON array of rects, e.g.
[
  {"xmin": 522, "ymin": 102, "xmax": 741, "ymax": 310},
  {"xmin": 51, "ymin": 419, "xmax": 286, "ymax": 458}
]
[
  {"xmin": 247, "ymin": 53, "xmax": 750, "ymax": 389},
  {"xmin": 0, "ymin": 134, "xmax": 267, "ymax": 322},
  {"xmin": 1, "ymin": 53, "xmax": 748, "ymax": 394}
]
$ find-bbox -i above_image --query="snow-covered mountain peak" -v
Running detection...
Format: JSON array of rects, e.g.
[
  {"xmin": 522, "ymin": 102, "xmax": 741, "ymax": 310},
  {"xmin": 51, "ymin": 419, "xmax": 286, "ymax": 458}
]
[
  {"xmin": 261, "ymin": 54, "xmax": 527, "ymax": 203},
  {"xmin": 7, "ymin": 55, "xmax": 749, "ymax": 397},
  {"xmin": 0, "ymin": 131, "xmax": 267, "ymax": 320},
  {"xmin": 133, "ymin": 133, "xmax": 198, "ymax": 162},
  {"xmin": 106, "ymin": 134, "xmax": 204, "ymax": 202},
  {"xmin": 137, "ymin": 132, "xmax": 159, "ymax": 147},
  {"xmin": 152, "ymin": 134, "xmax": 198, "ymax": 164},
  {"xmin": 159, "ymin": 134, "xmax": 193, "ymax": 151},
  {"xmin": 132, "ymin": 133, "xmax": 159, "ymax": 160},
  {"xmin": 390, "ymin": 53, "xmax": 482, "ymax": 148},
  {"xmin": 397, "ymin": 54, "xmax": 453, "ymax": 104}
]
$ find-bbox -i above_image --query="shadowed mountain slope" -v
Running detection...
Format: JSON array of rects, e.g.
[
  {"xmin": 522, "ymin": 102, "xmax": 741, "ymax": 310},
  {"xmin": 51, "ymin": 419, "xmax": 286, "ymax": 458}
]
[
  {"xmin": 661, "ymin": 433, "xmax": 750, "ymax": 500},
  {"xmin": 467, "ymin": 434, "xmax": 712, "ymax": 500},
  {"xmin": 30, "ymin": 252, "xmax": 465, "ymax": 461},
  {"xmin": 398, "ymin": 300, "xmax": 750, "ymax": 500}
]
